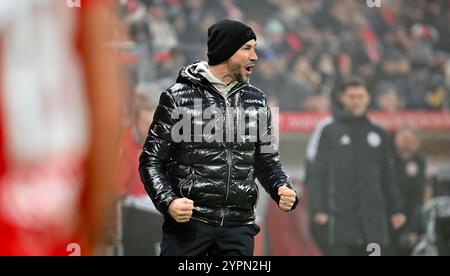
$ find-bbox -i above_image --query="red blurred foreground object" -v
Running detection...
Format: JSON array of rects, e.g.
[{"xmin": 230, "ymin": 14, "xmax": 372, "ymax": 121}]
[{"xmin": 0, "ymin": 0, "xmax": 121, "ymax": 256}]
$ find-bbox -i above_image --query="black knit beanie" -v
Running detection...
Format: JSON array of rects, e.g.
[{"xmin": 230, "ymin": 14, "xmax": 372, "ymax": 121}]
[{"xmin": 207, "ymin": 19, "xmax": 257, "ymax": 66}]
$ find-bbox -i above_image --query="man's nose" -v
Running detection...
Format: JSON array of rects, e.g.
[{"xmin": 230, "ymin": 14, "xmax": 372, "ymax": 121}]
[{"xmin": 250, "ymin": 49, "xmax": 258, "ymax": 62}]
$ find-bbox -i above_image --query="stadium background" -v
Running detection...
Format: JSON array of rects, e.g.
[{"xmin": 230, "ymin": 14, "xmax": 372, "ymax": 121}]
[
  {"xmin": 0, "ymin": 0, "xmax": 449, "ymax": 255},
  {"xmin": 112, "ymin": 0, "xmax": 450, "ymax": 256}
]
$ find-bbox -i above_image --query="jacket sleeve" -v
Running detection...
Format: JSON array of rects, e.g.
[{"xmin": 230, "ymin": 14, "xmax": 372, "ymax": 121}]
[
  {"xmin": 139, "ymin": 91, "xmax": 178, "ymax": 216},
  {"xmin": 381, "ymin": 133, "xmax": 403, "ymax": 216},
  {"xmin": 254, "ymin": 105, "xmax": 298, "ymax": 209},
  {"xmin": 305, "ymin": 126, "xmax": 330, "ymax": 216}
]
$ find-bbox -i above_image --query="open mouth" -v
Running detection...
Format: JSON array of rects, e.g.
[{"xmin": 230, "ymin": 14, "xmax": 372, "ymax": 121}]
[{"xmin": 244, "ymin": 65, "xmax": 255, "ymax": 74}]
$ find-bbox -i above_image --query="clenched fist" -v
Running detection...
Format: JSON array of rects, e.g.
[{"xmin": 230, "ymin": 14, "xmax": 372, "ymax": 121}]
[
  {"xmin": 168, "ymin": 198, "xmax": 194, "ymax": 223},
  {"xmin": 278, "ymin": 185, "xmax": 297, "ymax": 212}
]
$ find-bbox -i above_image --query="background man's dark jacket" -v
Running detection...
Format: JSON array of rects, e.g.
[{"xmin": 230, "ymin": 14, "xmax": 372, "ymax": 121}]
[
  {"xmin": 139, "ymin": 62, "xmax": 296, "ymax": 227},
  {"xmin": 391, "ymin": 151, "xmax": 426, "ymax": 251},
  {"xmin": 306, "ymin": 111, "xmax": 402, "ymax": 246}
]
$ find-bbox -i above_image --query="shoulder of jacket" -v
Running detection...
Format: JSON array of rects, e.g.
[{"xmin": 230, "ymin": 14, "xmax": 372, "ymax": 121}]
[
  {"xmin": 368, "ymin": 120, "xmax": 389, "ymax": 136},
  {"xmin": 163, "ymin": 82, "xmax": 200, "ymax": 107},
  {"xmin": 165, "ymin": 82, "xmax": 192, "ymax": 96},
  {"xmin": 306, "ymin": 117, "xmax": 335, "ymax": 161},
  {"xmin": 324, "ymin": 117, "xmax": 342, "ymax": 132},
  {"xmin": 315, "ymin": 117, "xmax": 335, "ymax": 133},
  {"xmin": 244, "ymin": 84, "xmax": 268, "ymax": 102}
]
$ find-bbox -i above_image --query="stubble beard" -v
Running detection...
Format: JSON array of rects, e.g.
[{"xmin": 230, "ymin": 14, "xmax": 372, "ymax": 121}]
[{"xmin": 228, "ymin": 62, "xmax": 247, "ymax": 83}]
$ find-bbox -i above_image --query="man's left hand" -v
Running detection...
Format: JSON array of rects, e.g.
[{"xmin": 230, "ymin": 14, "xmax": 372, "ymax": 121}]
[{"xmin": 278, "ymin": 185, "xmax": 296, "ymax": 212}]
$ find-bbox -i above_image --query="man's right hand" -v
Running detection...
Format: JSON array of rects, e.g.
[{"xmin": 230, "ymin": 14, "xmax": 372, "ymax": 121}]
[
  {"xmin": 314, "ymin": 213, "xmax": 329, "ymax": 225},
  {"xmin": 168, "ymin": 198, "xmax": 194, "ymax": 223}
]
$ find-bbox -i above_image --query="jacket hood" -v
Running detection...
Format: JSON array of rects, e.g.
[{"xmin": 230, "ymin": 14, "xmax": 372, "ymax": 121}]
[
  {"xmin": 176, "ymin": 61, "xmax": 249, "ymax": 90},
  {"xmin": 176, "ymin": 61, "xmax": 212, "ymax": 89}
]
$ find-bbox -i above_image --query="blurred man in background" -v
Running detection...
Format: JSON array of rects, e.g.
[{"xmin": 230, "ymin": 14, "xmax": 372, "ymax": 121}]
[
  {"xmin": 391, "ymin": 125, "xmax": 427, "ymax": 255},
  {"xmin": 306, "ymin": 78, "xmax": 406, "ymax": 256}
]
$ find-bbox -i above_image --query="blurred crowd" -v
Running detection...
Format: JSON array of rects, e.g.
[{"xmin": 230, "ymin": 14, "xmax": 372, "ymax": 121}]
[
  {"xmin": 111, "ymin": 0, "xmax": 450, "ymax": 255},
  {"xmin": 117, "ymin": 0, "xmax": 450, "ymax": 113}
]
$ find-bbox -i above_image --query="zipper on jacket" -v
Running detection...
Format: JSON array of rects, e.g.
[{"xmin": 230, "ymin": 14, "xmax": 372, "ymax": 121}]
[
  {"xmin": 187, "ymin": 169, "xmax": 194, "ymax": 198},
  {"xmin": 220, "ymin": 96, "xmax": 234, "ymax": 227},
  {"xmin": 224, "ymin": 148, "xmax": 232, "ymax": 203},
  {"xmin": 227, "ymin": 84, "xmax": 247, "ymax": 100},
  {"xmin": 220, "ymin": 144, "xmax": 233, "ymax": 227},
  {"xmin": 203, "ymin": 83, "xmax": 244, "ymax": 227}
]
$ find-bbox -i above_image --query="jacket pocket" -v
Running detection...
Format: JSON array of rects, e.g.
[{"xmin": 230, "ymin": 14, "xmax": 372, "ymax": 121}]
[
  {"xmin": 233, "ymin": 180, "xmax": 259, "ymax": 210},
  {"xmin": 179, "ymin": 168, "xmax": 195, "ymax": 198}
]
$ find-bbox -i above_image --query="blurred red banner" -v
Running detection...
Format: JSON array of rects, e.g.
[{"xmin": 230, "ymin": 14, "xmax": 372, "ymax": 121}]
[{"xmin": 279, "ymin": 112, "xmax": 450, "ymax": 133}]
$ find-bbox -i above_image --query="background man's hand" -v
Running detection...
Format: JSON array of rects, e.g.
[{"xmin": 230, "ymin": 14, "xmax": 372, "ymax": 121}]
[
  {"xmin": 407, "ymin": 233, "xmax": 419, "ymax": 246},
  {"xmin": 313, "ymin": 213, "xmax": 329, "ymax": 225},
  {"xmin": 278, "ymin": 185, "xmax": 296, "ymax": 212},
  {"xmin": 391, "ymin": 213, "xmax": 407, "ymax": 230},
  {"xmin": 168, "ymin": 198, "xmax": 194, "ymax": 223}
]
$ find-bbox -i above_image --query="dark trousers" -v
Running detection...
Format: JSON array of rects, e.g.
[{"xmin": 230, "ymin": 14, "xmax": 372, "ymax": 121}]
[{"xmin": 160, "ymin": 218, "xmax": 260, "ymax": 256}]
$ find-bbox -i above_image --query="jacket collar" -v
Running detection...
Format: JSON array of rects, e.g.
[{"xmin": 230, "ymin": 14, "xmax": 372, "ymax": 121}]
[
  {"xmin": 333, "ymin": 107, "xmax": 369, "ymax": 124},
  {"xmin": 177, "ymin": 61, "xmax": 248, "ymax": 99}
]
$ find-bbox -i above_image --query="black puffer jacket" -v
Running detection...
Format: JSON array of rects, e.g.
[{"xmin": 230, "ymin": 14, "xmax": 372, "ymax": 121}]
[{"xmin": 139, "ymin": 62, "xmax": 296, "ymax": 227}]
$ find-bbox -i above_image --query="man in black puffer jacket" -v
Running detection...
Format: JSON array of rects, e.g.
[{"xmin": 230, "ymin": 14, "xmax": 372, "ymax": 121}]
[{"xmin": 139, "ymin": 19, "xmax": 298, "ymax": 256}]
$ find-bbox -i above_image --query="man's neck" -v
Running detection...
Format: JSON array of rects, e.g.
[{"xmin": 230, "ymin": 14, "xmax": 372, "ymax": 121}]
[
  {"xmin": 195, "ymin": 62, "xmax": 239, "ymax": 99},
  {"xmin": 209, "ymin": 64, "xmax": 235, "ymax": 85}
]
